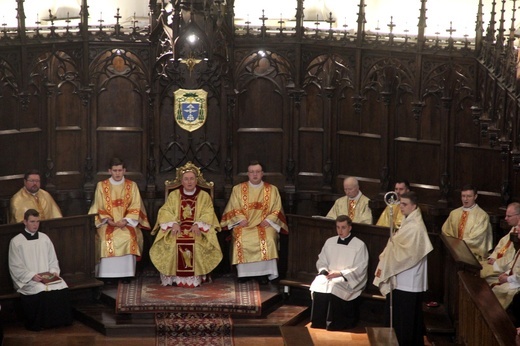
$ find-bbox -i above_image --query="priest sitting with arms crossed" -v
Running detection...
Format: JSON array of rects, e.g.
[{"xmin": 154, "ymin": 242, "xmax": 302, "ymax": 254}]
[{"xmin": 310, "ymin": 215, "xmax": 369, "ymax": 331}]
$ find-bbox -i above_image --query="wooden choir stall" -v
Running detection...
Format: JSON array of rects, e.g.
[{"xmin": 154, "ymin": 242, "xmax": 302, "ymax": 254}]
[
  {"xmin": 0, "ymin": 215, "xmax": 103, "ymax": 318},
  {"xmin": 280, "ymin": 214, "xmax": 520, "ymax": 345}
]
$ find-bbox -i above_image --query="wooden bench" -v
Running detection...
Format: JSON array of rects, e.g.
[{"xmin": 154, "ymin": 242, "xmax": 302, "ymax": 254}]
[
  {"xmin": 0, "ymin": 215, "xmax": 103, "ymax": 308},
  {"xmin": 458, "ymin": 271, "xmax": 520, "ymax": 345},
  {"xmin": 281, "ymin": 215, "xmax": 415, "ymax": 302}
]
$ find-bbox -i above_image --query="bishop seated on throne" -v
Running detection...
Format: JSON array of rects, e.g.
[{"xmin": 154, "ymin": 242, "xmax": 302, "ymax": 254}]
[{"xmin": 149, "ymin": 162, "xmax": 222, "ymax": 288}]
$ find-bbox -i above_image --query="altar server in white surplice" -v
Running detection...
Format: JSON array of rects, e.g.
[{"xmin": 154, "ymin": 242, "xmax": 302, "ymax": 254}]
[
  {"xmin": 310, "ymin": 215, "xmax": 369, "ymax": 331},
  {"xmin": 9, "ymin": 209, "xmax": 72, "ymax": 331}
]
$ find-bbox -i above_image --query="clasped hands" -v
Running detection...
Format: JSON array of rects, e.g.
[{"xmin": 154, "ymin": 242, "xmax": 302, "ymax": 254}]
[
  {"xmin": 167, "ymin": 223, "xmax": 202, "ymax": 236},
  {"xmin": 498, "ymin": 272, "xmax": 510, "ymax": 284},
  {"xmin": 108, "ymin": 219, "xmax": 128, "ymax": 228},
  {"xmin": 238, "ymin": 219, "xmax": 269, "ymax": 228},
  {"xmin": 319, "ymin": 270, "xmax": 342, "ymax": 280},
  {"xmin": 32, "ymin": 272, "xmax": 58, "ymax": 282}
]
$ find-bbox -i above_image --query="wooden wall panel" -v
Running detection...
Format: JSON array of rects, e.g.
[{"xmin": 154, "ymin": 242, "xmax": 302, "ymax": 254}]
[
  {"xmin": 90, "ymin": 49, "xmax": 150, "ymax": 186},
  {"xmin": 297, "ymin": 131, "xmax": 324, "ymax": 189},
  {"xmin": 300, "ymin": 85, "xmax": 324, "ymax": 129},
  {"xmin": 54, "ymin": 81, "xmax": 86, "ymax": 188},
  {"xmin": 97, "ymin": 79, "xmax": 144, "ymax": 128},
  {"xmin": 395, "ymin": 140, "xmax": 440, "ymax": 185},
  {"xmin": 413, "ymin": 97, "xmax": 442, "ymax": 141},
  {"xmin": 454, "ymin": 102, "xmax": 483, "ymax": 146},
  {"xmin": 337, "ymin": 135, "xmax": 381, "ymax": 179},
  {"xmin": 96, "ymin": 132, "xmax": 145, "ymax": 177},
  {"xmin": 0, "ymin": 86, "xmax": 18, "ymax": 131},
  {"xmin": 237, "ymin": 82, "xmax": 285, "ymax": 129},
  {"xmin": 336, "ymin": 87, "xmax": 357, "ymax": 131},
  {"xmin": 236, "ymin": 131, "xmax": 284, "ymax": 181},
  {"xmin": 0, "ymin": 131, "xmax": 42, "ymax": 174},
  {"xmin": 234, "ymin": 74, "xmax": 288, "ymax": 186},
  {"xmin": 357, "ymin": 91, "xmax": 384, "ymax": 135},
  {"xmin": 453, "ymin": 146, "xmax": 502, "ymax": 193},
  {"xmin": 297, "ymin": 83, "xmax": 325, "ymax": 189}
]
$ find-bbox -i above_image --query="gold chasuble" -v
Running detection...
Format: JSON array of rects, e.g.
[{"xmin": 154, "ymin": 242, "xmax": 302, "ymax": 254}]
[
  {"xmin": 441, "ymin": 205, "xmax": 492, "ymax": 261},
  {"xmin": 376, "ymin": 204, "xmax": 406, "ymax": 229},
  {"xmin": 89, "ymin": 179, "xmax": 150, "ymax": 261},
  {"xmin": 10, "ymin": 188, "xmax": 63, "ymax": 224},
  {"xmin": 481, "ymin": 229, "xmax": 517, "ymax": 284},
  {"xmin": 492, "ymin": 249, "xmax": 520, "ymax": 309},
  {"xmin": 220, "ymin": 182, "xmax": 288, "ymax": 265},
  {"xmin": 149, "ymin": 188, "xmax": 222, "ymax": 287}
]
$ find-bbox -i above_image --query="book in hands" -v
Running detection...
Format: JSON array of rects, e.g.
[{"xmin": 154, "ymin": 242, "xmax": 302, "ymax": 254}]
[{"xmin": 38, "ymin": 272, "xmax": 63, "ymax": 285}]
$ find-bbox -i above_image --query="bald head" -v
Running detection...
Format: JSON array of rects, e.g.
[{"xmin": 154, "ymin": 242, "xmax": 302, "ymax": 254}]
[
  {"xmin": 343, "ymin": 177, "xmax": 360, "ymax": 198},
  {"xmin": 506, "ymin": 202, "xmax": 520, "ymax": 227}
]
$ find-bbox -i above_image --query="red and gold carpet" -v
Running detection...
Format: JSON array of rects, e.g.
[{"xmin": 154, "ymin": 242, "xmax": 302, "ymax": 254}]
[
  {"xmin": 155, "ymin": 312, "xmax": 234, "ymax": 346},
  {"xmin": 116, "ymin": 273, "xmax": 262, "ymax": 316}
]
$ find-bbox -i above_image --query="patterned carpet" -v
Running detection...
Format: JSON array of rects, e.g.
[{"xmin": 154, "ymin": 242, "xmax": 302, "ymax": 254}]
[
  {"xmin": 155, "ymin": 312, "xmax": 234, "ymax": 346},
  {"xmin": 116, "ymin": 273, "xmax": 262, "ymax": 316}
]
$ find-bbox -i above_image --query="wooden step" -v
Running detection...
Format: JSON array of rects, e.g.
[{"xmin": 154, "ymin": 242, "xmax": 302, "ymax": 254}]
[
  {"xmin": 73, "ymin": 283, "xmax": 309, "ymax": 337},
  {"xmin": 234, "ymin": 304, "xmax": 310, "ymax": 336},
  {"xmin": 73, "ymin": 302, "xmax": 156, "ymax": 337},
  {"xmin": 422, "ymin": 303, "xmax": 455, "ymax": 335}
]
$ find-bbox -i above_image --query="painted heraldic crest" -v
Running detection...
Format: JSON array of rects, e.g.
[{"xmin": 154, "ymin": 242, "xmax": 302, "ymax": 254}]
[{"xmin": 174, "ymin": 89, "xmax": 208, "ymax": 132}]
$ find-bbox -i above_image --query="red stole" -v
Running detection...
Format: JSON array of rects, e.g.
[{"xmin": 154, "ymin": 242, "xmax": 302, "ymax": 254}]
[
  {"xmin": 176, "ymin": 188, "xmax": 200, "ymax": 277},
  {"xmin": 101, "ymin": 179, "xmax": 139, "ymax": 257}
]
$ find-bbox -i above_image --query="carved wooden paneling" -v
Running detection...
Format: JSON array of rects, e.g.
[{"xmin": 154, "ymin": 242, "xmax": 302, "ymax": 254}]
[
  {"xmin": 298, "ymin": 82, "xmax": 325, "ymax": 189},
  {"xmin": 0, "ymin": 215, "xmax": 97, "ymax": 295},
  {"xmin": 458, "ymin": 272, "xmax": 519, "ymax": 346},
  {"xmin": 232, "ymin": 50, "xmax": 293, "ymax": 187},
  {"xmin": 453, "ymin": 147, "xmax": 502, "ymax": 193},
  {"xmin": 90, "ymin": 49, "xmax": 149, "ymax": 187},
  {"xmin": 395, "ymin": 140, "xmax": 441, "ymax": 185},
  {"xmin": 337, "ymin": 134, "xmax": 381, "ymax": 179},
  {"xmin": 285, "ymin": 214, "xmax": 444, "ymax": 300}
]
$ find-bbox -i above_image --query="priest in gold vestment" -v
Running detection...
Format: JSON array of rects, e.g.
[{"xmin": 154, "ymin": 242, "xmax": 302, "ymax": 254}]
[
  {"xmin": 326, "ymin": 177, "xmax": 372, "ymax": 224},
  {"xmin": 481, "ymin": 202, "xmax": 520, "ymax": 284},
  {"xmin": 491, "ymin": 229, "xmax": 520, "ymax": 309},
  {"xmin": 221, "ymin": 161, "xmax": 288, "ymax": 283},
  {"xmin": 88, "ymin": 158, "xmax": 150, "ymax": 279},
  {"xmin": 149, "ymin": 166, "xmax": 222, "ymax": 288},
  {"xmin": 441, "ymin": 185, "xmax": 492, "ymax": 261},
  {"xmin": 376, "ymin": 180, "xmax": 410, "ymax": 229},
  {"xmin": 10, "ymin": 169, "xmax": 62, "ymax": 224}
]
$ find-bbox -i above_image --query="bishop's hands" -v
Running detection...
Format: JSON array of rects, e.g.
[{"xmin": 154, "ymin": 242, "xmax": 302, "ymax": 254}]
[
  {"xmin": 191, "ymin": 224, "xmax": 202, "ymax": 236},
  {"xmin": 163, "ymin": 223, "xmax": 201, "ymax": 236},
  {"xmin": 169, "ymin": 223, "xmax": 181, "ymax": 235}
]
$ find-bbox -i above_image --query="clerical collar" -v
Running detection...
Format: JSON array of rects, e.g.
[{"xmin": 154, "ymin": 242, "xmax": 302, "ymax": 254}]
[
  {"xmin": 349, "ymin": 191, "xmax": 362, "ymax": 201},
  {"xmin": 181, "ymin": 186, "xmax": 199, "ymax": 197},
  {"xmin": 462, "ymin": 204, "xmax": 478, "ymax": 212},
  {"xmin": 109, "ymin": 177, "xmax": 125, "ymax": 185},
  {"xmin": 337, "ymin": 233, "xmax": 353, "ymax": 246},
  {"xmin": 21, "ymin": 229, "xmax": 39, "ymax": 240},
  {"xmin": 183, "ymin": 188, "xmax": 196, "ymax": 196},
  {"xmin": 248, "ymin": 181, "xmax": 264, "ymax": 188}
]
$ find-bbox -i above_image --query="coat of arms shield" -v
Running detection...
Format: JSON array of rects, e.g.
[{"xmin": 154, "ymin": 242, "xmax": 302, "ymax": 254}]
[{"xmin": 174, "ymin": 89, "xmax": 208, "ymax": 132}]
